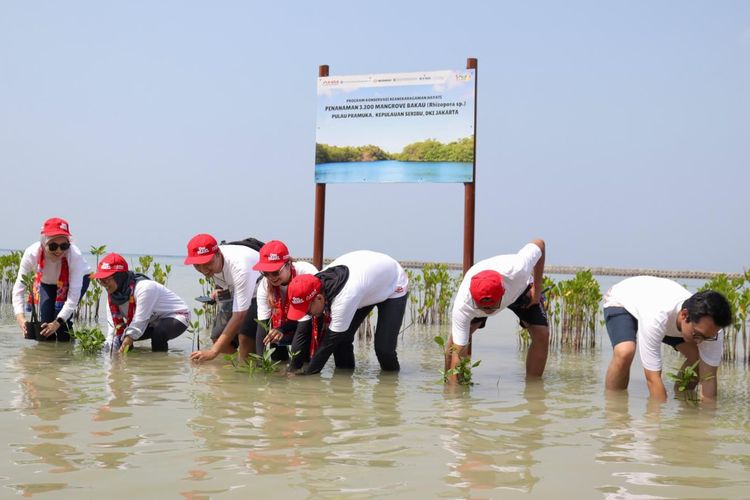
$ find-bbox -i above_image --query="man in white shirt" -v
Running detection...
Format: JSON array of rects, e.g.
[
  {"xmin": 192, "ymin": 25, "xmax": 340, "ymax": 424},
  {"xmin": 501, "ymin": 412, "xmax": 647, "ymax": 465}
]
[
  {"xmin": 603, "ymin": 276, "xmax": 732, "ymax": 401},
  {"xmin": 286, "ymin": 250, "xmax": 409, "ymax": 375},
  {"xmin": 185, "ymin": 233, "xmax": 261, "ymax": 362},
  {"xmin": 447, "ymin": 239, "xmax": 548, "ymax": 381}
]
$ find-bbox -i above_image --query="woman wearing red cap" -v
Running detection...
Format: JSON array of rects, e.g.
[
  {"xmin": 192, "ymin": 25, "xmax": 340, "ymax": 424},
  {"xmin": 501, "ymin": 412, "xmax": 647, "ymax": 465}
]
[
  {"xmin": 12, "ymin": 217, "xmax": 91, "ymax": 341},
  {"xmin": 447, "ymin": 239, "xmax": 548, "ymax": 381},
  {"xmin": 94, "ymin": 253, "xmax": 190, "ymax": 353},
  {"xmin": 251, "ymin": 240, "xmax": 318, "ymax": 369},
  {"xmin": 285, "ymin": 250, "xmax": 409, "ymax": 375}
]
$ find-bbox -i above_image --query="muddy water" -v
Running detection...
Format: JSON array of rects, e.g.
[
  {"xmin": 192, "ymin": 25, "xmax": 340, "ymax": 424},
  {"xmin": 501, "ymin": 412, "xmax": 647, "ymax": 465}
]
[
  {"xmin": 1, "ymin": 262, "xmax": 749, "ymax": 498},
  {"xmin": 1, "ymin": 317, "xmax": 749, "ymax": 499}
]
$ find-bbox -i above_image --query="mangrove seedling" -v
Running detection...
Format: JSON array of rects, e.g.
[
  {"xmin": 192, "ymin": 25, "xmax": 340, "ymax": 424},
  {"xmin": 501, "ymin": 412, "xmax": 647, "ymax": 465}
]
[
  {"xmin": 434, "ymin": 335, "xmax": 480, "ymax": 385},
  {"xmin": 71, "ymin": 325, "xmax": 106, "ymax": 354},
  {"xmin": 667, "ymin": 360, "xmax": 713, "ymax": 402},
  {"xmin": 248, "ymin": 347, "xmax": 282, "ymax": 375},
  {"xmin": 224, "ymin": 352, "xmax": 257, "ymax": 378}
]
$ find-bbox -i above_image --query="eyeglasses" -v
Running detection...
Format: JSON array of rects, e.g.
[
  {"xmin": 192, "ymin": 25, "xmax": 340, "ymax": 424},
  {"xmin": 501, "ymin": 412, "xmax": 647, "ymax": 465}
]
[
  {"xmin": 261, "ymin": 262, "xmax": 288, "ymax": 278},
  {"xmin": 47, "ymin": 242, "xmax": 71, "ymax": 252},
  {"xmin": 693, "ymin": 330, "xmax": 719, "ymax": 343}
]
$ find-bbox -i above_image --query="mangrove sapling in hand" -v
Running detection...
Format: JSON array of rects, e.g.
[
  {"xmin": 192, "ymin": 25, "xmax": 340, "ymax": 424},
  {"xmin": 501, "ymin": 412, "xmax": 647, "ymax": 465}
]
[
  {"xmin": 20, "ymin": 271, "xmax": 41, "ymax": 339},
  {"xmin": 434, "ymin": 335, "xmax": 480, "ymax": 386},
  {"xmin": 667, "ymin": 360, "xmax": 713, "ymax": 402}
]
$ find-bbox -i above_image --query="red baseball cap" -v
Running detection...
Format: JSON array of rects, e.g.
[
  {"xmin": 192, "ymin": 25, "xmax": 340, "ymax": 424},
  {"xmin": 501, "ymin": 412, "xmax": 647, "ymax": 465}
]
[
  {"xmin": 287, "ymin": 274, "xmax": 322, "ymax": 320},
  {"xmin": 92, "ymin": 253, "xmax": 129, "ymax": 279},
  {"xmin": 184, "ymin": 233, "xmax": 220, "ymax": 265},
  {"xmin": 41, "ymin": 217, "xmax": 71, "ymax": 237},
  {"xmin": 253, "ymin": 240, "xmax": 291, "ymax": 272},
  {"xmin": 470, "ymin": 270, "xmax": 505, "ymax": 307}
]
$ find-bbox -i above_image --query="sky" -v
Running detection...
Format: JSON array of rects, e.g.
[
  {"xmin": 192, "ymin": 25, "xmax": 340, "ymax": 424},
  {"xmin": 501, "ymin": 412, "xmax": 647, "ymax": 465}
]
[{"xmin": 1, "ymin": 1, "xmax": 748, "ymax": 273}]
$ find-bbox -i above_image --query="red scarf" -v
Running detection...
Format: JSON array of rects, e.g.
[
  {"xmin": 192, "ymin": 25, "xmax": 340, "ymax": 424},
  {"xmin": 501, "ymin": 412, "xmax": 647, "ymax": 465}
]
[
  {"xmin": 270, "ymin": 265, "xmax": 297, "ymax": 329},
  {"xmin": 310, "ymin": 309, "xmax": 331, "ymax": 357},
  {"xmin": 109, "ymin": 279, "xmax": 136, "ymax": 337},
  {"xmin": 28, "ymin": 247, "xmax": 69, "ymax": 312}
]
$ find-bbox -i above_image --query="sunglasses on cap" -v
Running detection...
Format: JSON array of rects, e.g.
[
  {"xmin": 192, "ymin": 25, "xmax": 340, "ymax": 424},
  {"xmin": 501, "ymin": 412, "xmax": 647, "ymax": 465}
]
[{"xmin": 47, "ymin": 242, "xmax": 71, "ymax": 252}]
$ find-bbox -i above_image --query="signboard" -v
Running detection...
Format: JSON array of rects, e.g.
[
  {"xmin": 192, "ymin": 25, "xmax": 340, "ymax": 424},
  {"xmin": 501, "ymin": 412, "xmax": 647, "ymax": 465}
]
[{"xmin": 315, "ymin": 69, "xmax": 476, "ymax": 183}]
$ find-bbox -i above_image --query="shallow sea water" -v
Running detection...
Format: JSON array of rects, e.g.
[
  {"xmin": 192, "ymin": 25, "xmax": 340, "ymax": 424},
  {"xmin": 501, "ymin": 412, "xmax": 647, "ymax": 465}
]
[{"xmin": 1, "ymin": 261, "xmax": 749, "ymax": 498}]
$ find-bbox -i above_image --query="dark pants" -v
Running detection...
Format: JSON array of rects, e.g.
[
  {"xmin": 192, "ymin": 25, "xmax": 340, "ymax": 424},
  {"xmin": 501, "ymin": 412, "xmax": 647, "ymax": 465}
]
[
  {"xmin": 306, "ymin": 293, "xmax": 409, "ymax": 374},
  {"xmin": 139, "ymin": 317, "xmax": 188, "ymax": 351},
  {"xmin": 38, "ymin": 275, "xmax": 90, "ymax": 342},
  {"xmin": 211, "ymin": 297, "xmax": 257, "ymax": 349}
]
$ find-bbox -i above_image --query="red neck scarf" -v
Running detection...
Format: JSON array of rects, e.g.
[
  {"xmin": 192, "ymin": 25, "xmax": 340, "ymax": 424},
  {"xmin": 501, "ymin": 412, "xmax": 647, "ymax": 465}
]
[
  {"xmin": 269, "ymin": 264, "xmax": 297, "ymax": 329},
  {"xmin": 310, "ymin": 307, "xmax": 331, "ymax": 357},
  {"xmin": 29, "ymin": 247, "xmax": 69, "ymax": 312},
  {"xmin": 109, "ymin": 279, "xmax": 136, "ymax": 337}
]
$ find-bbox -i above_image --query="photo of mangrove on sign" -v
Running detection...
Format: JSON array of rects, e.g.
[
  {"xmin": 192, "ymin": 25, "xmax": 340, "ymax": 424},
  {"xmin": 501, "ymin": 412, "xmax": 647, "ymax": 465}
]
[{"xmin": 315, "ymin": 69, "xmax": 476, "ymax": 183}]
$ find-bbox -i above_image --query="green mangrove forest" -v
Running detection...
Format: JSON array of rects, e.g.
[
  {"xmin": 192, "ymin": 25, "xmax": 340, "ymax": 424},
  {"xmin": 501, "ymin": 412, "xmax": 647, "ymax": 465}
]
[{"xmin": 315, "ymin": 136, "xmax": 474, "ymax": 164}]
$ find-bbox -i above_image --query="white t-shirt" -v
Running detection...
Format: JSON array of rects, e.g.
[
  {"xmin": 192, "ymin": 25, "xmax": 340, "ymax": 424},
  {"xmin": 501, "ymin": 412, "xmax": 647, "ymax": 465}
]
[
  {"xmin": 257, "ymin": 260, "xmax": 318, "ymax": 321},
  {"xmin": 602, "ymin": 276, "xmax": 724, "ymax": 370},
  {"xmin": 325, "ymin": 251, "xmax": 409, "ymax": 333},
  {"xmin": 12, "ymin": 241, "xmax": 92, "ymax": 322},
  {"xmin": 106, "ymin": 280, "xmax": 190, "ymax": 340},
  {"xmin": 211, "ymin": 245, "xmax": 261, "ymax": 313},
  {"xmin": 451, "ymin": 243, "xmax": 542, "ymax": 346}
]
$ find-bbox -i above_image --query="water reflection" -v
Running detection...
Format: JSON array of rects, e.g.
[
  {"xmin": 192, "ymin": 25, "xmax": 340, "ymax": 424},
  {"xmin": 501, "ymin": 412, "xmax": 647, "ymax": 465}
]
[{"xmin": 440, "ymin": 381, "xmax": 550, "ymax": 496}]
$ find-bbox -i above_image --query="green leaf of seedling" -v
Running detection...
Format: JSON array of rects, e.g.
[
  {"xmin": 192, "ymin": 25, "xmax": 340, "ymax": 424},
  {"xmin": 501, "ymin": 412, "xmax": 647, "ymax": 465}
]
[
  {"xmin": 472, "ymin": 360, "xmax": 481, "ymax": 368},
  {"xmin": 434, "ymin": 336, "xmax": 445, "ymax": 347}
]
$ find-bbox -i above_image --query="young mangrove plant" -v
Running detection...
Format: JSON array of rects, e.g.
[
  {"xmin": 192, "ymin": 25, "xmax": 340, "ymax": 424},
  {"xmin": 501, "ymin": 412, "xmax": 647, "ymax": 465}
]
[
  {"xmin": 76, "ymin": 244, "xmax": 107, "ymax": 324},
  {"xmin": 408, "ymin": 264, "xmax": 461, "ymax": 325},
  {"xmin": 20, "ymin": 271, "xmax": 41, "ymax": 338},
  {"xmin": 536, "ymin": 271, "xmax": 601, "ymax": 352},
  {"xmin": 71, "ymin": 325, "xmax": 106, "ymax": 354},
  {"xmin": 434, "ymin": 335, "xmax": 480, "ymax": 385},
  {"xmin": 699, "ymin": 273, "xmax": 750, "ymax": 364},
  {"xmin": 667, "ymin": 360, "xmax": 713, "ymax": 402},
  {"xmin": 0, "ymin": 250, "xmax": 22, "ymax": 305}
]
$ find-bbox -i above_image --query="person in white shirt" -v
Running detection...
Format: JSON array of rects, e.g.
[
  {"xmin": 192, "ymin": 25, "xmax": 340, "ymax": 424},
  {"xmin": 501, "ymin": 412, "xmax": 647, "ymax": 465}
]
[
  {"xmin": 94, "ymin": 253, "xmax": 190, "ymax": 353},
  {"xmin": 603, "ymin": 276, "xmax": 732, "ymax": 401},
  {"xmin": 186, "ymin": 233, "xmax": 261, "ymax": 363},
  {"xmin": 446, "ymin": 239, "xmax": 548, "ymax": 381},
  {"xmin": 252, "ymin": 240, "xmax": 318, "ymax": 370},
  {"xmin": 286, "ymin": 250, "xmax": 409, "ymax": 375},
  {"xmin": 12, "ymin": 217, "xmax": 91, "ymax": 341}
]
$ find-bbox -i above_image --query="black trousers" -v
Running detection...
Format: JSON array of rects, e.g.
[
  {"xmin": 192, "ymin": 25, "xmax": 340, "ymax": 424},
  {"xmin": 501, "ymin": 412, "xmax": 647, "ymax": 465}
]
[
  {"xmin": 137, "ymin": 317, "xmax": 187, "ymax": 352},
  {"xmin": 37, "ymin": 275, "xmax": 90, "ymax": 342},
  {"xmin": 305, "ymin": 293, "xmax": 408, "ymax": 374}
]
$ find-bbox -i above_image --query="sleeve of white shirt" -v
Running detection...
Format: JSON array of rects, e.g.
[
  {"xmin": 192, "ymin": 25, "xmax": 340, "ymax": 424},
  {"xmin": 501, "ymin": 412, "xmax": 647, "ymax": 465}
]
[
  {"xmin": 451, "ymin": 300, "xmax": 474, "ymax": 346},
  {"xmin": 230, "ymin": 264, "xmax": 253, "ymax": 313},
  {"xmin": 124, "ymin": 282, "xmax": 159, "ymax": 340},
  {"xmin": 516, "ymin": 243, "xmax": 542, "ymax": 276},
  {"xmin": 637, "ymin": 317, "xmax": 667, "ymax": 372},
  {"xmin": 56, "ymin": 247, "xmax": 90, "ymax": 322},
  {"xmin": 12, "ymin": 245, "xmax": 37, "ymax": 315},
  {"xmin": 256, "ymin": 278, "xmax": 271, "ymax": 320},
  {"xmin": 698, "ymin": 331, "xmax": 724, "ymax": 367},
  {"xmin": 105, "ymin": 306, "xmax": 115, "ymax": 340}
]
